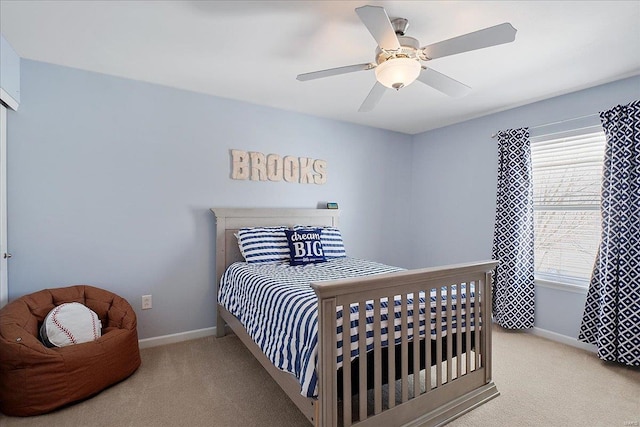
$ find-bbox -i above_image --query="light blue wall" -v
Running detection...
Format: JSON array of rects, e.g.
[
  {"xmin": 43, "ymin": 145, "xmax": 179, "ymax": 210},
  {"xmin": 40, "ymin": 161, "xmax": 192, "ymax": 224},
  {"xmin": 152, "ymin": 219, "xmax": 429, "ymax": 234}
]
[
  {"xmin": 9, "ymin": 58, "xmax": 639, "ymax": 342},
  {"xmin": 409, "ymin": 75, "xmax": 640, "ymax": 339},
  {"xmin": 7, "ymin": 60, "xmax": 412, "ymax": 339}
]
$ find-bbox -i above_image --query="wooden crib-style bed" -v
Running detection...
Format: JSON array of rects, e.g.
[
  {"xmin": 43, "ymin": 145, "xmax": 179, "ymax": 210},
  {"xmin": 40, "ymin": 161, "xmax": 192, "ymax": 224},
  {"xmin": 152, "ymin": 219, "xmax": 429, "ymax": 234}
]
[{"xmin": 212, "ymin": 208, "xmax": 499, "ymax": 427}]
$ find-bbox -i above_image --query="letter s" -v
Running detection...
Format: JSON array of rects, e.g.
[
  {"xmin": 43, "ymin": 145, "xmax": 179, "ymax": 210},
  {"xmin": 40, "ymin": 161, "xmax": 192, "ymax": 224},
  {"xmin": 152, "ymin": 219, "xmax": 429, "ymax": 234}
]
[{"xmin": 313, "ymin": 159, "xmax": 327, "ymax": 185}]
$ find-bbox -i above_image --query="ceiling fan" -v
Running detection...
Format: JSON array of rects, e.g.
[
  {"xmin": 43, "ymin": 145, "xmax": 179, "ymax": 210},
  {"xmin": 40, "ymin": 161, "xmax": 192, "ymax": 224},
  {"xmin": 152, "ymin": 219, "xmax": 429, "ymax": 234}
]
[{"xmin": 297, "ymin": 5, "xmax": 517, "ymax": 112}]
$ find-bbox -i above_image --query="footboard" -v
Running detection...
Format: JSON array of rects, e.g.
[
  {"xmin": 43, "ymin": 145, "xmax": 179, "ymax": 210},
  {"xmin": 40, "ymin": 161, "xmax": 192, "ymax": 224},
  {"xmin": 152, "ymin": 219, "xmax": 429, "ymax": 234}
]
[{"xmin": 311, "ymin": 260, "xmax": 499, "ymax": 427}]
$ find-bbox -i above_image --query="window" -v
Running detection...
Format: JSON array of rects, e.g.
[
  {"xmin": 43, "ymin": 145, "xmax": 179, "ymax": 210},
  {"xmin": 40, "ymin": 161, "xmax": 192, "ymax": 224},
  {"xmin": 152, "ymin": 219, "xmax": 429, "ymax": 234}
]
[{"xmin": 530, "ymin": 126, "xmax": 606, "ymax": 286}]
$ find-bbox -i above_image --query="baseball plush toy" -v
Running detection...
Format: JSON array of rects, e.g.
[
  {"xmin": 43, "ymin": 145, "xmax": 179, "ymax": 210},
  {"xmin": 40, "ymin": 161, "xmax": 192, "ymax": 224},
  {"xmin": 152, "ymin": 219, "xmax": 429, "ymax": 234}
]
[{"xmin": 40, "ymin": 302, "xmax": 102, "ymax": 347}]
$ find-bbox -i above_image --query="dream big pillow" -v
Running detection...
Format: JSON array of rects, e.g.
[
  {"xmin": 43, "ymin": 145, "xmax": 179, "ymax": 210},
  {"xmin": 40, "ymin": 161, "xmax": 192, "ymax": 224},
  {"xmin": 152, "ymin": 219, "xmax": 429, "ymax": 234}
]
[
  {"xmin": 40, "ymin": 302, "xmax": 102, "ymax": 347},
  {"xmin": 285, "ymin": 228, "xmax": 327, "ymax": 265}
]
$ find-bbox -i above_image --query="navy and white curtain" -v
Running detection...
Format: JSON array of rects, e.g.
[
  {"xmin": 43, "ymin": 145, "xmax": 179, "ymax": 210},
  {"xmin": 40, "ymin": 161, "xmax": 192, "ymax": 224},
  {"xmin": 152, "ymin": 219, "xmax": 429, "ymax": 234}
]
[
  {"xmin": 579, "ymin": 100, "xmax": 640, "ymax": 366},
  {"xmin": 492, "ymin": 128, "xmax": 535, "ymax": 329}
]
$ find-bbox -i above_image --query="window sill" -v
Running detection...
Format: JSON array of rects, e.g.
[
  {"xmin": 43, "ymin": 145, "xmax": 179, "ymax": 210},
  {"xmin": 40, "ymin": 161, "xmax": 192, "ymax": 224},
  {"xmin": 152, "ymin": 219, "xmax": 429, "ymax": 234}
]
[{"xmin": 535, "ymin": 278, "xmax": 589, "ymax": 294}]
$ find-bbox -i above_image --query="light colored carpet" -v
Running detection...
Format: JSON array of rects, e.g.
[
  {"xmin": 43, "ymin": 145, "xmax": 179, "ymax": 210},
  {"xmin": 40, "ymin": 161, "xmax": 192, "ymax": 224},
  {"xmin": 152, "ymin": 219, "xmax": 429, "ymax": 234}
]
[
  {"xmin": 1, "ymin": 326, "xmax": 638, "ymax": 426},
  {"xmin": 450, "ymin": 328, "xmax": 639, "ymax": 427}
]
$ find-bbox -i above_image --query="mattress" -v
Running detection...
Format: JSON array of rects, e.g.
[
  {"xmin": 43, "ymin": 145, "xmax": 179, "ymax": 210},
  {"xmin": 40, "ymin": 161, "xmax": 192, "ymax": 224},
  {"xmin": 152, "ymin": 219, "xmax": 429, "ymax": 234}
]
[{"xmin": 218, "ymin": 257, "xmax": 478, "ymax": 398}]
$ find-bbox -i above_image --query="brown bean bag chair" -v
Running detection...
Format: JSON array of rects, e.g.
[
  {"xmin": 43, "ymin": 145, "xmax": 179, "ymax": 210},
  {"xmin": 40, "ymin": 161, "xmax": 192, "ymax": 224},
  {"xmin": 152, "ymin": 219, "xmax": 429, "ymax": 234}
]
[{"xmin": 0, "ymin": 285, "xmax": 141, "ymax": 416}]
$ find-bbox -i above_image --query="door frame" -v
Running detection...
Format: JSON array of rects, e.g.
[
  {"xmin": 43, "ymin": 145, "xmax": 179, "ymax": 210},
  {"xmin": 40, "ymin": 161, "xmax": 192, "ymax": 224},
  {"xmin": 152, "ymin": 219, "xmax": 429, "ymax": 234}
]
[{"xmin": 0, "ymin": 104, "xmax": 8, "ymax": 307}]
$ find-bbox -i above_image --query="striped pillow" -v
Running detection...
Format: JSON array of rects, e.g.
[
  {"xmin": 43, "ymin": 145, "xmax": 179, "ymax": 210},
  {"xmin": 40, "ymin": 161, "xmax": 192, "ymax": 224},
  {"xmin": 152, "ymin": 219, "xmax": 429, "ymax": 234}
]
[
  {"xmin": 294, "ymin": 226, "xmax": 346, "ymax": 259},
  {"xmin": 237, "ymin": 227, "xmax": 290, "ymax": 264}
]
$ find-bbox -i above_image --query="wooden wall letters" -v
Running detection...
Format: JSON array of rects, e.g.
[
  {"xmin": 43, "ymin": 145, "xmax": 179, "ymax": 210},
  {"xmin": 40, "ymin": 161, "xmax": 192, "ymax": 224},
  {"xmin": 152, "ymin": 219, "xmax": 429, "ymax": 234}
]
[{"xmin": 231, "ymin": 149, "xmax": 327, "ymax": 185}]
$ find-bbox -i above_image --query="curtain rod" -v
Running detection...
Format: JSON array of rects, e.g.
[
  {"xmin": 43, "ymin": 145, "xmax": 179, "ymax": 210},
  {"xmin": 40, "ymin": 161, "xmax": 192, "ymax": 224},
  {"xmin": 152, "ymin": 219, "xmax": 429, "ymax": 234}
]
[{"xmin": 491, "ymin": 113, "xmax": 599, "ymax": 138}]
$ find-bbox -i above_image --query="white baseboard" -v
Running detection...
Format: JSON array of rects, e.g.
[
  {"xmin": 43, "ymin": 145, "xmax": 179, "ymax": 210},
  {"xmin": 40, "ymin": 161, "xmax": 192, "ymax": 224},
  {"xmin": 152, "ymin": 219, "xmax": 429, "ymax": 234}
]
[
  {"xmin": 138, "ymin": 326, "xmax": 217, "ymax": 349},
  {"xmin": 139, "ymin": 325, "xmax": 598, "ymax": 354},
  {"xmin": 529, "ymin": 327, "xmax": 597, "ymax": 353}
]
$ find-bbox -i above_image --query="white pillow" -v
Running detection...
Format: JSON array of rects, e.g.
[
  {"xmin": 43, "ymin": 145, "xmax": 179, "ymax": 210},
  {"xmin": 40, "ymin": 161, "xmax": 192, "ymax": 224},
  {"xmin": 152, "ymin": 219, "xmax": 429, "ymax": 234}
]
[{"xmin": 40, "ymin": 302, "xmax": 102, "ymax": 347}]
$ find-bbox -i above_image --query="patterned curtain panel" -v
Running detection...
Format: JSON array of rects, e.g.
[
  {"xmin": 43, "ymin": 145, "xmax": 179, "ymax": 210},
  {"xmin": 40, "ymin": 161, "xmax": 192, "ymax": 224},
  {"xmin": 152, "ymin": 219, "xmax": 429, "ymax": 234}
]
[
  {"xmin": 492, "ymin": 128, "xmax": 535, "ymax": 329},
  {"xmin": 579, "ymin": 100, "xmax": 640, "ymax": 366}
]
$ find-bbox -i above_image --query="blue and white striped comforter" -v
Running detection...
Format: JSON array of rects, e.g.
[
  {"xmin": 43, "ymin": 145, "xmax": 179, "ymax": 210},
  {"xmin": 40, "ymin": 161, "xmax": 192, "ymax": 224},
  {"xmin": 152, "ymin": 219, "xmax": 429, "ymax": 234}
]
[{"xmin": 218, "ymin": 258, "xmax": 477, "ymax": 398}]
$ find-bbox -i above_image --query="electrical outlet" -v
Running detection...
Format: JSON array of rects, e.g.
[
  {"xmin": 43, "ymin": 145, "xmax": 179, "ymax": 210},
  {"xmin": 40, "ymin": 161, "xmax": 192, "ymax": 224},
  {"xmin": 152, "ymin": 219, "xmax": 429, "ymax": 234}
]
[{"xmin": 141, "ymin": 295, "xmax": 152, "ymax": 310}]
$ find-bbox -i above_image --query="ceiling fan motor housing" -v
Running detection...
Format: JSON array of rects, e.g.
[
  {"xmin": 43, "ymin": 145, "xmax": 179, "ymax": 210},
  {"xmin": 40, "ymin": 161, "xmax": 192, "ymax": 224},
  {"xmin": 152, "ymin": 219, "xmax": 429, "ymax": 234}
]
[{"xmin": 375, "ymin": 35, "xmax": 421, "ymax": 64}]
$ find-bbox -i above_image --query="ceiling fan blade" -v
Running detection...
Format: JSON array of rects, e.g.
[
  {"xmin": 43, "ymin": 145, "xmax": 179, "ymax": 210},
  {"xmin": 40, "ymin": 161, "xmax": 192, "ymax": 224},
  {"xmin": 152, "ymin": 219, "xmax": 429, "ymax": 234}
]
[
  {"xmin": 417, "ymin": 68, "xmax": 471, "ymax": 98},
  {"xmin": 421, "ymin": 22, "xmax": 517, "ymax": 60},
  {"xmin": 358, "ymin": 81, "xmax": 386, "ymax": 112},
  {"xmin": 297, "ymin": 63, "xmax": 374, "ymax": 81},
  {"xmin": 355, "ymin": 5, "xmax": 400, "ymax": 51}
]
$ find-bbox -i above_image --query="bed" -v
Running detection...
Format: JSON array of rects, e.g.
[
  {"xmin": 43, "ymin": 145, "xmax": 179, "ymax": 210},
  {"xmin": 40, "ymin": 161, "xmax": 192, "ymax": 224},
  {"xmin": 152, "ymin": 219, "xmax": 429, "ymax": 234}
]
[{"xmin": 212, "ymin": 208, "xmax": 499, "ymax": 427}]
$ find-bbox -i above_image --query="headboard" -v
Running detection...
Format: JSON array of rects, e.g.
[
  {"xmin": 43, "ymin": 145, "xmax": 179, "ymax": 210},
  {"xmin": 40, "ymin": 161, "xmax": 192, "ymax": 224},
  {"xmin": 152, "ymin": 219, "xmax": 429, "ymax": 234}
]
[{"xmin": 210, "ymin": 208, "xmax": 340, "ymax": 285}]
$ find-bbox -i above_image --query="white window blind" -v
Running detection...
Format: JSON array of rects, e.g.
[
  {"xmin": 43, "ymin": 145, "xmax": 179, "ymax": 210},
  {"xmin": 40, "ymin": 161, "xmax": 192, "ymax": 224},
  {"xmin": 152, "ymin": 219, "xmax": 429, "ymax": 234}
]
[{"xmin": 531, "ymin": 126, "xmax": 606, "ymax": 284}]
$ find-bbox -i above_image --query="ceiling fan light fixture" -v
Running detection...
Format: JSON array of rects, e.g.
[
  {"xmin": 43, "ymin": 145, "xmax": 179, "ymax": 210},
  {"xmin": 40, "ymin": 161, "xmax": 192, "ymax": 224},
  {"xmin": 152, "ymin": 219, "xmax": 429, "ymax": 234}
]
[{"xmin": 375, "ymin": 57, "xmax": 421, "ymax": 90}]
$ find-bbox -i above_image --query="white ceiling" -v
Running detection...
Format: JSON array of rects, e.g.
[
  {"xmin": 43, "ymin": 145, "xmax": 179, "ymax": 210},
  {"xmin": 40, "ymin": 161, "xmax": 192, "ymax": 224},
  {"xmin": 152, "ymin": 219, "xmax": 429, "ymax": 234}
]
[{"xmin": 1, "ymin": 1, "xmax": 639, "ymax": 134}]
